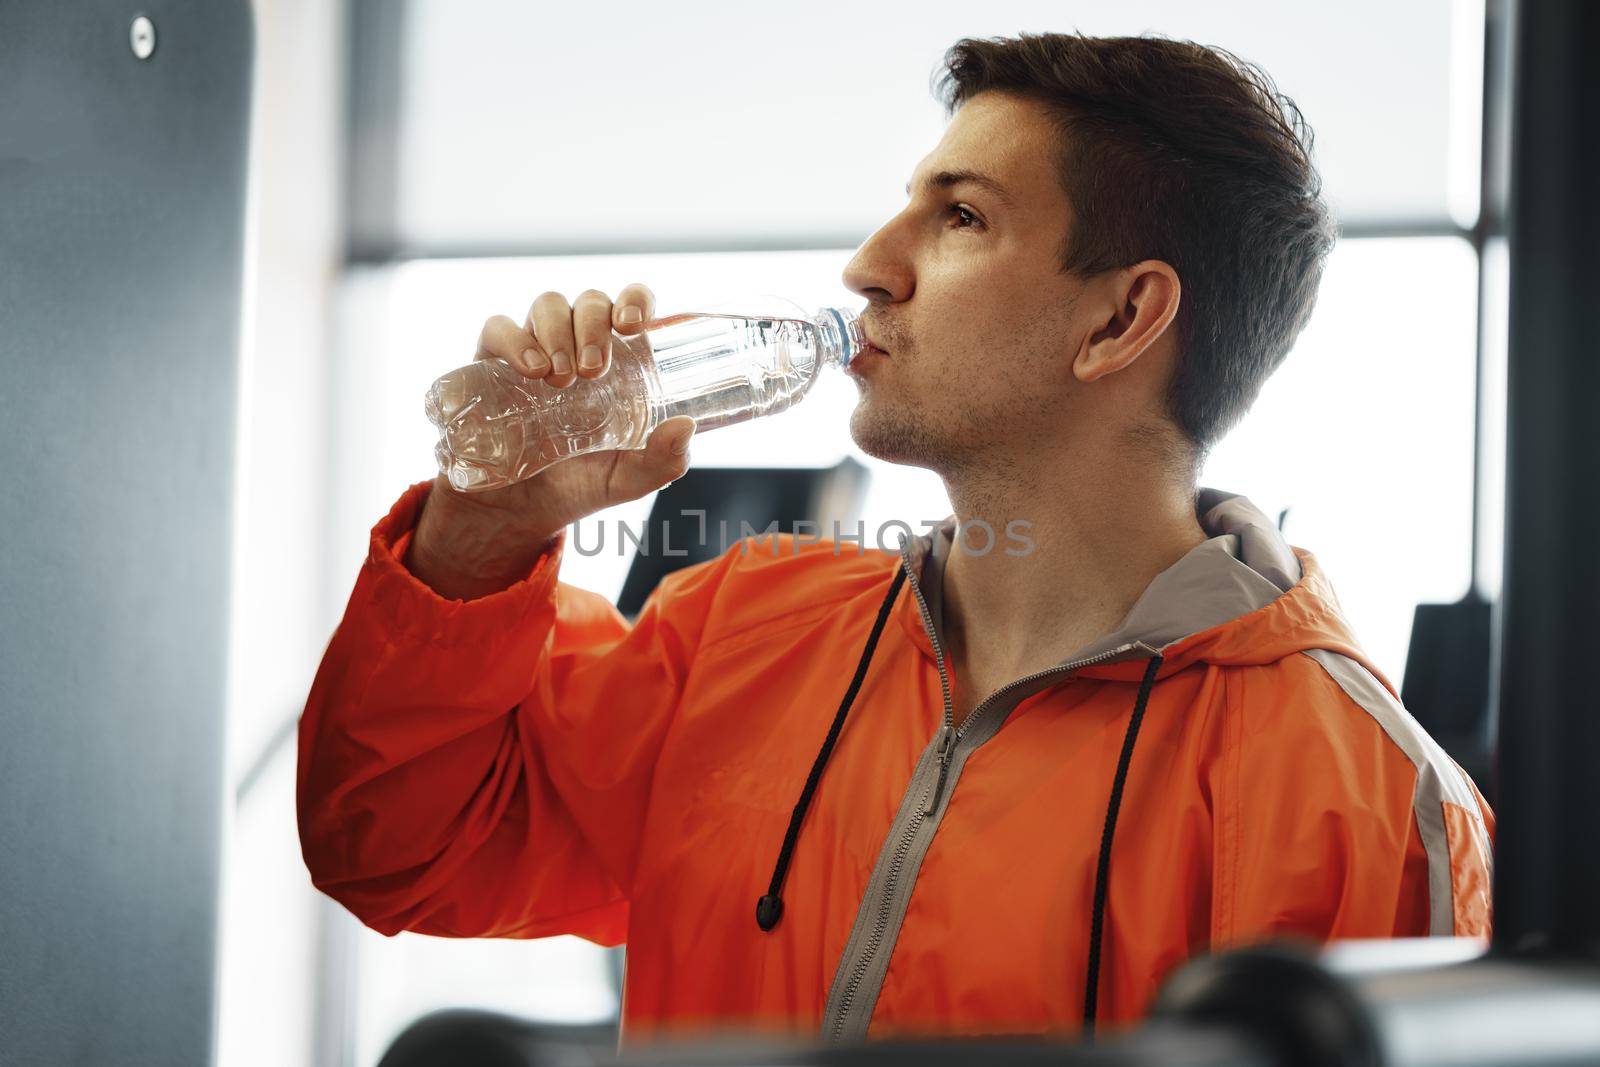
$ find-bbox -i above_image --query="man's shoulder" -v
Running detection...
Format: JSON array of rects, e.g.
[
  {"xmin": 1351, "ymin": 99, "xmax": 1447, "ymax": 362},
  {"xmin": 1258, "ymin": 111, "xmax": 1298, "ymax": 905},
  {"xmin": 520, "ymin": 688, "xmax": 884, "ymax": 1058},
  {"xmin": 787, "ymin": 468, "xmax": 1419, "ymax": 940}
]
[
  {"xmin": 718, "ymin": 529, "xmax": 902, "ymax": 601},
  {"xmin": 1231, "ymin": 649, "xmax": 1480, "ymax": 805},
  {"xmin": 679, "ymin": 531, "xmax": 902, "ymax": 650}
]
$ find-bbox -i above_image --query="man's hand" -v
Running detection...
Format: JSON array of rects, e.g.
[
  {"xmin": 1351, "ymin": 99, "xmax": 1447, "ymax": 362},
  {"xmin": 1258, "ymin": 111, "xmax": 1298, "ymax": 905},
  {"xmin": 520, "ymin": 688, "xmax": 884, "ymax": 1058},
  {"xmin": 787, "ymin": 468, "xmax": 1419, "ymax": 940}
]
[{"xmin": 406, "ymin": 283, "xmax": 697, "ymax": 599}]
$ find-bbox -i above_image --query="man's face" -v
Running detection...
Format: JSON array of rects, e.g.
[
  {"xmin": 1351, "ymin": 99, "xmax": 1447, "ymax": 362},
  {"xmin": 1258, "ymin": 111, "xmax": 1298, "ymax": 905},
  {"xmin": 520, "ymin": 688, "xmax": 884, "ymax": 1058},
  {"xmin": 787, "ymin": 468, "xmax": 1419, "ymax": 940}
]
[{"xmin": 841, "ymin": 91, "xmax": 1088, "ymax": 475}]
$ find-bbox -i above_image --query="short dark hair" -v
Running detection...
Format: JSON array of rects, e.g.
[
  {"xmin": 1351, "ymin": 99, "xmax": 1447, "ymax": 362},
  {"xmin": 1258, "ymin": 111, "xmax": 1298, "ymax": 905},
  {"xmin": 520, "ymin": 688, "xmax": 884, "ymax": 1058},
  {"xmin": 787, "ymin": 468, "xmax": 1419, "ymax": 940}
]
[{"xmin": 934, "ymin": 32, "xmax": 1337, "ymax": 475}]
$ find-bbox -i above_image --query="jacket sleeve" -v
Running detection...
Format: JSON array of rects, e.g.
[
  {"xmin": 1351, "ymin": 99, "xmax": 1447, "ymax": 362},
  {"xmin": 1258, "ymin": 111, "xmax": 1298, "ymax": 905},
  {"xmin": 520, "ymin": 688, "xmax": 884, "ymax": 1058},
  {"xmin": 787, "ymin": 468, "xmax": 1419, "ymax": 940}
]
[
  {"xmin": 296, "ymin": 479, "xmax": 736, "ymax": 944},
  {"xmin": 1211, "ymin": 657, "xmax": 1496, "ymax": 950}
]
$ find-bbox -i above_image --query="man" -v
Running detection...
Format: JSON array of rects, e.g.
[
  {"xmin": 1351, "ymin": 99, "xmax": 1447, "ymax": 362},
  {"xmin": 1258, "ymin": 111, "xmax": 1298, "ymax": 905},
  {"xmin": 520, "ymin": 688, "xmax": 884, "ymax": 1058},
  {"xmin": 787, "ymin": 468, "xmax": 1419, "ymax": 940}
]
[{"xmin": 298, "ymin": 31, "xmax": 1494, "ymax": 1049}]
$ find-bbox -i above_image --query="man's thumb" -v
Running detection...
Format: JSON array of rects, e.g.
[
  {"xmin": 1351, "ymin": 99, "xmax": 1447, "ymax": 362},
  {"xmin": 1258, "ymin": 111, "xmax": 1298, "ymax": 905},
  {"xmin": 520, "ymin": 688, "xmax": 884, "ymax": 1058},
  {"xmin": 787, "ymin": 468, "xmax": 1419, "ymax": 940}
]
[
  {"xmin": 609, "ymin": 416, "xmax": 697, "ymax": 501},
  {"xmin": 662, "ymin": 415, "xmax": 697, "ymax": 460}
]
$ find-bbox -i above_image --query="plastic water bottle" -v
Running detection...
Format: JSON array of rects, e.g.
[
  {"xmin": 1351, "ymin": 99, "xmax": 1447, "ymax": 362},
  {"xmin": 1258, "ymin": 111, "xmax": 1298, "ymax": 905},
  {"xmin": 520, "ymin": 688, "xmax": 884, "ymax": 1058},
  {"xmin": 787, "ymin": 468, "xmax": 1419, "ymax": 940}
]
[{"xmin": 425, "ymin": 298, "xmax": 865, "ymax": 492}]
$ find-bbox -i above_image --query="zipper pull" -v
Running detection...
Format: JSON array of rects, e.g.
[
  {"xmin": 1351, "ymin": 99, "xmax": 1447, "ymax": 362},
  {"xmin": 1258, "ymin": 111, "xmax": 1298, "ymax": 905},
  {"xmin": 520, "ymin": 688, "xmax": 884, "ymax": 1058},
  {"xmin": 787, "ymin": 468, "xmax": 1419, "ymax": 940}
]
[{"xmin": 924, "ymin": 725, "xmax": 956, "ymax": 816}]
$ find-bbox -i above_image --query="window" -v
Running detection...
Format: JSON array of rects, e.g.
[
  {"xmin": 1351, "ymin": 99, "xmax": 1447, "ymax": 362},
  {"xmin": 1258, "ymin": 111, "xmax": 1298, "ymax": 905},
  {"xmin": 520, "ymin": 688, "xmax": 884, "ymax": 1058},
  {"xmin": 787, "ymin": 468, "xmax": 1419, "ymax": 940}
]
[{"xmin": 1201, "ymin": 236, "xmax": 1480, "ymax": 687}]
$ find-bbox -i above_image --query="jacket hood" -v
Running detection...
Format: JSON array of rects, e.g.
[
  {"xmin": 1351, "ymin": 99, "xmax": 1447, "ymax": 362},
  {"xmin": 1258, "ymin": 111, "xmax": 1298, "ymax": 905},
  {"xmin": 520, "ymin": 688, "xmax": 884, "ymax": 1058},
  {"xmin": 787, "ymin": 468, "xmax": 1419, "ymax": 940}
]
[{"xmin": 897, "ymin": 486, "xmax": 1388, "ymax": 693}]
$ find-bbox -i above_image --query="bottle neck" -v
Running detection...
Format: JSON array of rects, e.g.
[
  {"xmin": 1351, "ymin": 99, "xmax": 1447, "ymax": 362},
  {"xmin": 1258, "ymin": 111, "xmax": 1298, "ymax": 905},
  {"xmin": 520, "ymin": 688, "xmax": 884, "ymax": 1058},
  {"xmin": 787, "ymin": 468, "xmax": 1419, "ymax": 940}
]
[{"xmin": 816, "ymin": 306, "xmax": 864, "ymax": 371}]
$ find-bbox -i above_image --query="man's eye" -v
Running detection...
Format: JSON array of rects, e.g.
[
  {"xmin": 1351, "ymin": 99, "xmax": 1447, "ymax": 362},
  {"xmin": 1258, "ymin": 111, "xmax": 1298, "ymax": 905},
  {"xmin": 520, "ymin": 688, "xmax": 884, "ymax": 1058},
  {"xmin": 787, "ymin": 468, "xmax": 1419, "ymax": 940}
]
[{"xmin": 948, "ymin": 205, "xmax": 981, "ymax": 230}]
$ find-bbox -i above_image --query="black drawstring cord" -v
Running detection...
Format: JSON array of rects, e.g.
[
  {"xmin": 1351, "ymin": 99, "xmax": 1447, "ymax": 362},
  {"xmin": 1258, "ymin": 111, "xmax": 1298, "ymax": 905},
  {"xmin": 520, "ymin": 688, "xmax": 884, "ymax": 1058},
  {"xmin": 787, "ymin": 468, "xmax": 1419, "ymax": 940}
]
[
  {"xmin": 750, "ymin": 557, "xmax": 1163, "ymax": 1040},
  {"xmin": 1082, "ymin": 652, "xmax": 1164, "ymax": 1039},
  {"xmin": 756, "ymin": 564, "xmax": 907, "ymax": 932}
]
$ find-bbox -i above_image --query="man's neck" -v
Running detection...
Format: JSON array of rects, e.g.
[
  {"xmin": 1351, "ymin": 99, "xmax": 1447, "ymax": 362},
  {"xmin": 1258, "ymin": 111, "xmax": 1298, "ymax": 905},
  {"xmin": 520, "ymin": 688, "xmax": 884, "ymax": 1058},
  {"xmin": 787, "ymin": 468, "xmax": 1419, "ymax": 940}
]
[{"xmin": 937, "ymin": 445, "xmax": 1211, "ymax": 700}]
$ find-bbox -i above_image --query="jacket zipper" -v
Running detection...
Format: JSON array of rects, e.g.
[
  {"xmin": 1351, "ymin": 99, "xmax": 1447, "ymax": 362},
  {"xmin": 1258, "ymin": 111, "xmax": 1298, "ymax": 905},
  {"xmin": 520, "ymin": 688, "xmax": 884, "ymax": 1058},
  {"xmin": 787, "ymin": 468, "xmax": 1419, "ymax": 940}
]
[{"xmin": 823, "ymin": 538, "xmax": 1145, "ymax": 1041}]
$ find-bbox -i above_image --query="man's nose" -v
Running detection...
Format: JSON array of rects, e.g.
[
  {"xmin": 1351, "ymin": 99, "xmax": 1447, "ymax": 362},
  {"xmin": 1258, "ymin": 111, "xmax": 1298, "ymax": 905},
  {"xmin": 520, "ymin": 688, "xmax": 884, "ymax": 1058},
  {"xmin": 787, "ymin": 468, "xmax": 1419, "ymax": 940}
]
[{"xmin": 842, "ymin": 230, "xmax": 912, "ymax": 304}]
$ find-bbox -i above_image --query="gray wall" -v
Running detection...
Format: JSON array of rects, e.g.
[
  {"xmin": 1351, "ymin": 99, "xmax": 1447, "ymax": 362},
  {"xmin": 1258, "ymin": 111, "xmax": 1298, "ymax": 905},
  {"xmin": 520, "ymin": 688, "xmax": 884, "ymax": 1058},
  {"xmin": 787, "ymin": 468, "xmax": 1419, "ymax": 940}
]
[{"xmin": 0, "ymin": 2, "xmax": 253, "ymax": 1063}]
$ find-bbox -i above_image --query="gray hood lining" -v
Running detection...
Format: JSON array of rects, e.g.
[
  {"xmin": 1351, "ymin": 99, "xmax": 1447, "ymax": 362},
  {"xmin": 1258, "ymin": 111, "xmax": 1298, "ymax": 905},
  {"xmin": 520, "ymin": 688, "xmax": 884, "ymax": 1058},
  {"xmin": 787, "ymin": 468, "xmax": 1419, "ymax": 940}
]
[{"xmin": 906, "ymin": 487, "xmax": 1302, "ymax": 663}]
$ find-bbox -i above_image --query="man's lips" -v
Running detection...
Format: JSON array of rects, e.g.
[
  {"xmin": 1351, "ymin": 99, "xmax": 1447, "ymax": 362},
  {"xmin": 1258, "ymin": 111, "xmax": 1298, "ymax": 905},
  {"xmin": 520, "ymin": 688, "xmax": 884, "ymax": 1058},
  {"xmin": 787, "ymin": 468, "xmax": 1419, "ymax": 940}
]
[
  {"xmin": 859, "ymin": 321, "xmax": 892, "ymax": 355},
  {"xmin": 847, "ymin": 341, "xmax": 887, "ymax": 376}
]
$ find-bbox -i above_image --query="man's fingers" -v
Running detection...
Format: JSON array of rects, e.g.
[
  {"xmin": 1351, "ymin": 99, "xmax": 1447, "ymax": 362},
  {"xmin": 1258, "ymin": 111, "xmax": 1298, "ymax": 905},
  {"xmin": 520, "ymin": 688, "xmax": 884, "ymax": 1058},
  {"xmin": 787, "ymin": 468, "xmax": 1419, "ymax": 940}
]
[
  {"xmin": 527, "ymin": 291, "xmax": 577, "ymax": 387},
  {"xmin": 487, "ymin": 284, "xmax": 656, "ymax": 389},
  {"xmin": 475, "ymin": 315, "xmax": 546, "ymax": 377},
  {"xmin": 572, "ymin": 289, "xmax": 614, "ymax": 379},
  {"xmin": 612, "ymin": 283, "xmax": 656, "ymax": 334}
]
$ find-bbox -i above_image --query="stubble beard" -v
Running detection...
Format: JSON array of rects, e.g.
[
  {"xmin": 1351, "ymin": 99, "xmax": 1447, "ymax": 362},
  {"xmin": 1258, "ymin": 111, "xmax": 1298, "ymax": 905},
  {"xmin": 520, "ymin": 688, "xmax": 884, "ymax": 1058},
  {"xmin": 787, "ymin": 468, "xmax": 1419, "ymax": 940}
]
[{"xmin": 847, "ymin": 381, "xmax": 989, "ymax": 475}]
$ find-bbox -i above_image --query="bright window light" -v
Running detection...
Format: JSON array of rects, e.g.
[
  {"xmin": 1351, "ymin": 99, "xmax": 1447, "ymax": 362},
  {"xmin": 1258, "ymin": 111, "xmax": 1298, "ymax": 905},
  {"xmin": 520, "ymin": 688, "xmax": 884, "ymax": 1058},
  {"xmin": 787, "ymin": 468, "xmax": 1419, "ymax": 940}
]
[
  {"xmin": 352, "ymin": 931, "xmax": 618, "ymax": 1067},
  {"xmin": 351, "ymin": 248, "xmax": 949, "ymax": 604},
  {"xmin": 1202, "ymin": 236, "xmax": 1479, "ymax": 688}
]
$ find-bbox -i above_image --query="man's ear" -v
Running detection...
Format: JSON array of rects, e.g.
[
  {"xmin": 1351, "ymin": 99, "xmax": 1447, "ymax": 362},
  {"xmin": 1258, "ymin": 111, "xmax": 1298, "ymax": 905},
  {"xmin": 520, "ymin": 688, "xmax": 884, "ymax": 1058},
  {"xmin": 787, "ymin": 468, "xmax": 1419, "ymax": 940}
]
[{"xmin": 1073, "ymin": 261, "xmax": 1181, "ymax": 384}]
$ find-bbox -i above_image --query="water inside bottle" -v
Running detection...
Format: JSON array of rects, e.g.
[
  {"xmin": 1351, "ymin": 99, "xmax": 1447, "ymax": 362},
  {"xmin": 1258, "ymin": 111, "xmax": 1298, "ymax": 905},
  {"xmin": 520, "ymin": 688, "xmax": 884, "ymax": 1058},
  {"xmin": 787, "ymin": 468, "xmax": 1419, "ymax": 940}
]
[
  {"xmin": 643, "ymin": 311, "xmax": 832, "ymax": 431},
  {"xmin": 426, "ymin": 308, "xmax": 845, "ymax": 492}
]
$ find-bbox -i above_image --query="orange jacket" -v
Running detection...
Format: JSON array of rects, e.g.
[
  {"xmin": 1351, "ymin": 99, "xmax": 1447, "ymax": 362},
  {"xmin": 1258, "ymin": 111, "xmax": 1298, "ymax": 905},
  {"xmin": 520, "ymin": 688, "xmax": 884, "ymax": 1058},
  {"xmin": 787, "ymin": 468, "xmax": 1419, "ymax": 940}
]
[{"xmin": 298, "ymin": 479, "xmax": 1495, "ymax": 1048}]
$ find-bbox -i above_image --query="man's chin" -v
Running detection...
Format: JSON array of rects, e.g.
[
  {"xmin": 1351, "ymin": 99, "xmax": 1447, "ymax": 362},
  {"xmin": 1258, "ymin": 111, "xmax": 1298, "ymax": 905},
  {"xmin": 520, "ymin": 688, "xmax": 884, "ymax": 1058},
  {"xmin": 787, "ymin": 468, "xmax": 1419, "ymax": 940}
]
[{"xmin": 847, "ymin": 404, "xmax": 942, "ymax": 470}]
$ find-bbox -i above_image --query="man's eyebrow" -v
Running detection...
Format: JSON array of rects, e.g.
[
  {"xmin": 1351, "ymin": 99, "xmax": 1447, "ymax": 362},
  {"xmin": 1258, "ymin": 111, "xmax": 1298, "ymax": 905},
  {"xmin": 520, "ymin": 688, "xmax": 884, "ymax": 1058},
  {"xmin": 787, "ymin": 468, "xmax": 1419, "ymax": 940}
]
[{"xmin": 904, "ymin": 169, "xmax": 1016, "ymax": 208}]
